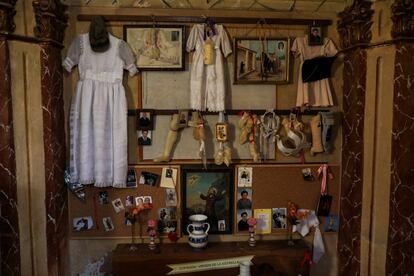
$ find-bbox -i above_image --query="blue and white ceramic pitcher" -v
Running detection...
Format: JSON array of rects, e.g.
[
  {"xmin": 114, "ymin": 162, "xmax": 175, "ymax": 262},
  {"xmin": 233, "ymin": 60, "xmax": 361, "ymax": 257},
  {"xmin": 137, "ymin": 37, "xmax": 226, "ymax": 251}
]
[{"xmin": 187, "ymin": 214, "xmax": 210, "ymax": 249}]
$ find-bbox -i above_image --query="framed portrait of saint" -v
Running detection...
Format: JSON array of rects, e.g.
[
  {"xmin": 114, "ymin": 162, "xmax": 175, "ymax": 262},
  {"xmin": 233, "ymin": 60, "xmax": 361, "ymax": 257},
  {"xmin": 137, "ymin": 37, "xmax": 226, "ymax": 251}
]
[
  {"xmin": 308, "ymin": 25, "xmax": 324, "ymax": 46},
  {"xmin": 182, "ymin": 166, "xmax": 233, "ymax": 234}
]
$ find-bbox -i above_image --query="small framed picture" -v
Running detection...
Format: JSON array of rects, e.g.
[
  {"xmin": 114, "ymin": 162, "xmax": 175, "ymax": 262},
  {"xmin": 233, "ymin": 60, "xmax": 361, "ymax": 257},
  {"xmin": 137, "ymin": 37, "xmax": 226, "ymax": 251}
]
[
  {"xmin": 215, "ymin": 123, "xmax": 228, "ymax": 142},
  {"xmin": 73, "ymin": 216, "xmax": 93, "ymax": 231},
  {"xmin": 324, "ymin": 214, "xmax": 338, "ymax": 232},
  {"xmin": 237, "ymin": 188, "xmax": 252, "ymax": 210},
  {"xmin": 308, "ymin": 25, "xmax": 324, "ymax": 46},
  {"xmin": 143, "ymin": 196, "xmax": 152, "ymax": 204},
  {"xmin": 137, "ymin": 109, "xmax": 154, "ymax": 130},
  {"xmin": 218, "ymin": 220, "xmax": 226, "ymax": 231},
  {"xmin": 178, "ymin": 110, "xmax": 189, "ymax": 127},
  {"xmin": 102, "ymin": 217, "xmax": 114, "ymax": 231},
  {"xmin": 125, "ymin": 195, "xmax": 135, "ymax": 207},
  {"xmin": 158, "ymin": 207, "xmax": 177, "ymax": 233},
  {"xmin": 138, "ymin": 130, "xmax": 152, "ymax": 146}
]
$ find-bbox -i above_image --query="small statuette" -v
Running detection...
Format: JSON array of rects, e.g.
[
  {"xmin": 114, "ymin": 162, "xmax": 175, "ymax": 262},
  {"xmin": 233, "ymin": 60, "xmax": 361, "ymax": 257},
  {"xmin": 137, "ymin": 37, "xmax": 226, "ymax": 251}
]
[{"xmin": 247, "ymin": 217, "xmax": 257, "ymax": 247}]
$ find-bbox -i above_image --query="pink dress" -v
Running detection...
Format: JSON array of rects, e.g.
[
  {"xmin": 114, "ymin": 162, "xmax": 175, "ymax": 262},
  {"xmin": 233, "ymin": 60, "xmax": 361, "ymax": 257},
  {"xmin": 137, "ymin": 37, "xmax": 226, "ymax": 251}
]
[{"xmin": 291, "ymin": 36, "xmax": 338, "ymax": 107}]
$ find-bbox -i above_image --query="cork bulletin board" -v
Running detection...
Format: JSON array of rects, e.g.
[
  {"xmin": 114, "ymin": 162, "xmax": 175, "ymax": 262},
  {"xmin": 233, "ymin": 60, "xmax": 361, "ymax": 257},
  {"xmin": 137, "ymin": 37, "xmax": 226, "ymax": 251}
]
[
  {"xmin": 68, "ymin": 164, "xmax": 339, "ymax": 238},
  {"xmin": 233, "ymin": 164, "xmax": 340, "ymax": 234},
  {"xmin": 69, "ymin": 165, "xmax": 181, "ymax": 238}
]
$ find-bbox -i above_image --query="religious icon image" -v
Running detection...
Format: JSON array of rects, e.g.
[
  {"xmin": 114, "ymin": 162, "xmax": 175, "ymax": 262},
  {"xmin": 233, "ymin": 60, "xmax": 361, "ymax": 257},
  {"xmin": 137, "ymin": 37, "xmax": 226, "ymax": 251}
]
[{"xmin": 308, "ymin": 26, "xmax": 324, "ymax": 46}]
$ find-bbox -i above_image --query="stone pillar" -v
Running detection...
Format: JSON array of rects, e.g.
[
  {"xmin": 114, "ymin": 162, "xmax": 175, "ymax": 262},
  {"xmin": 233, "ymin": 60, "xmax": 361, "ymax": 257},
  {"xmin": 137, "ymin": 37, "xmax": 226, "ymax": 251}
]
[
  {"xmin": 33, "ymin": 1, "xmax": 68, "ymax": 275},
  {"xmin": 336, "ymin": 1, "xmax": 373, "ymax": 275},
  {"xmin": 386, "ymin": 1, "xmax": 414, "ymax": 274},
  {"xmin": 0, "ymin": 1, "xmax": 20, "ymax": 275}
]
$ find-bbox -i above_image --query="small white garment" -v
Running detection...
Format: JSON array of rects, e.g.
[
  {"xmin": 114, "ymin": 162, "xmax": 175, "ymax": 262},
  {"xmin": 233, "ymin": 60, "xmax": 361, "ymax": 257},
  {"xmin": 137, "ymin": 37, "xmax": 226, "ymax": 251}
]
[
  {"xmin": 187, "ymin": 24, "xmax": 232, "ymax": 112},
  {"xmin": 292, "ymin": 210, "xmax": 325, "ymax": 263},
  {"xmin": 291, "ymin": 36, "xmax": 338, "ymax": 107},
  {"xmin": 63, "ymin": 33, "xmax": 137, "ymax": 187}
]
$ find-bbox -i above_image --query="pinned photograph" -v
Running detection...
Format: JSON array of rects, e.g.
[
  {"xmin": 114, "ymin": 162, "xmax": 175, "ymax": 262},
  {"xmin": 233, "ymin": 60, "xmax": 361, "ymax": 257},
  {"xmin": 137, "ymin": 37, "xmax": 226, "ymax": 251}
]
[
  {"xmin": 102, "ymin": 217, "xmax": 114, "ymax": 232},
  {"xmin": 272, "ymin": 208, "xmax": 287, "ymax": 229},
  {"xmin": 126, "ymin": 168, "xmax": 137, "ymax": 187},
  {"xmin": 136, "ymin": 109, "xmax": 154, "ymax": 130},
  {"xmin": 112, "ymin": 198, "xmax": 125, "ymax": 213},
  {"xmin": 178, "ymin": 110, "xmax": 188, "ymax": 127},
  {"xmin": 125, "ymin": 195, "xmax": 135, "ymax": 207},
  {"xmin": 238, "ymin": 167, "xmax": 252, "ymax": 187},
  {"xmin": 98, "ymin": 191, "xmax": 109, "ymax": 205},
  {"xmin": 254, "ymin": 209, "xmax": 272, "ymax": 234},
  {"xmin": 324, "ymin": 214, "xmax": 338, "ymax": 232},
  {"xmin": 237, "ymin": 188, "xmax": 252, "ymax": 210},
  {"xmin": 135, "ymin": 196, "xmax": 145, "ymax": 207},
  {"xmin": 138, "ymin": 130, "xmax": 152, "ymax": 146},
  {"xmin": 160, "ymin": 167, "xmax": 177, "ymax": 188},
  {"xmin": 218, "ymin": 220, "xmax": 226, "ymax": 231},
  {"xmin": 237, "ymin": 209, "xmax": 252, "ymax": 232},
  {"xmin": 165, "ymin": 188, "xmax": 177, "ymax": 206},
  {"xmin": 302, "ymin": 168, "xmax": 314, "ymax": 181},
  {"xmin": 139, "ymin": 171, "xmax": 159, "ymax": 186},
  {"xmin": 158, "ymin": 207, "xmax": 177, "ymax": 233},
  {"xmin": 215, "ymin": 123, "xmax": 228, "ymax": 142},
  {"xmin": 73, "ymin": 216, "xmax": 93, "ymax": 231}
]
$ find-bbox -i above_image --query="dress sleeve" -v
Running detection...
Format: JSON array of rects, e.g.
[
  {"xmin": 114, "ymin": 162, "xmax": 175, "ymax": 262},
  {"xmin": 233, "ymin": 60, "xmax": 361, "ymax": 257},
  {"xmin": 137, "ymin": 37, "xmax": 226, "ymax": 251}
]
[
  {"xmin": 219, "ymin": 25, "xmax": 232, "ymax": 57},
  {"xmin": 324, "ymin": 39, "xmax": 338, "ymax": 57},
  {"xmin": 119, "ymin": 40, "xmax": 138, "ymax": 76},
  {"xmin": 62, "ymin": 36, "xmax": 81, "ymax": 72},
  {"xmin": 186, "ymin": 25, "xmax": 198, "ymax": 52},
  {"xmin": 291, "ymin": 38, "xmax": 301, "ymax": 58}
]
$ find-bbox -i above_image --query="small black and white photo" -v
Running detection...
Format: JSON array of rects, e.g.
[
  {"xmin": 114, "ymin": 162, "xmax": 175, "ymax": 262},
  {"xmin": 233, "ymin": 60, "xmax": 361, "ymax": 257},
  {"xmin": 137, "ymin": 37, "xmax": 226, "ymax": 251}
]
[
  {"xmin": 73, "ymin": 216, "xmax": 93, "ymax": 231},
  {"xmin": 272, "ymin": 208, "xmax": 287, "ymax": 229},
  {"xmin": 135, "ymin": 196, "xmax": 145, "ymax": 206},
  {"xmin": 125, "ymin": 195, "xmax": 135, "ymax": 207},
  {"xmin": 160, "ymin": 167, "xmax": 177, "ymax": 188},
  {"xmin": 137, "ymin": 130, "xmax": 152, "ymax": 146},
  {"xmin": 165, "ymin": 188, "xmax": 177, "ymax": 206},
  {"xmin": 218, "ymin": 220, "xmax": 226, "ymax": 232},
  {"xmin": 238, "ymin": 167, "xmax": 253, "ymax": 187},
  {"xmin": 237, "ymin": 188, "xmax": 252, "ymax": 210},
  {"xmin": 126, "ymin": 168, "xmax": 137, "ymax": 187},
  {"xmin": 143, "ymin": 196, "xmax": 152, "ymax": 205},
  {"xmin": 112, "ymin": 198, "xmax": 125, "ymax": 213},
  {"xmin": 165, "ymin": 168, "xmax": 173, "ymax": 178},
  {"xmin": 137, "ymin": 110, "xmax": 154, "ymax": 130},
  {"xmin": 158, "ymin": 207, "xmax": 177, "ymax": 233},
  {"xmin": 178, "ymin": 110, "xmax": 188, "ymax": 127},
  {"xmin": 102, "ymin": 217, "xmax": 114, "ymax": 232},
  {"xmin": 98, "ymin": 191, "xmax": 109, "ymax": 205},
  {"xmin": 139, "ymin": 171, "xmax": 159, "ymax": 186},
  {"xmin": 302, "ymin": 168, "xmax": 314, "ymax": 181}
]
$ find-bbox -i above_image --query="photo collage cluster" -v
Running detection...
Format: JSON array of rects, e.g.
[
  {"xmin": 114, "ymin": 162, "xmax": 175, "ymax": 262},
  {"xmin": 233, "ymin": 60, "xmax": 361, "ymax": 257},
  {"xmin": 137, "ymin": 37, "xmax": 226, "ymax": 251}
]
[
  {"xmin": 72, "ymin": 167, "xmax": 179, "ymax": 234},
  {"xmin": 236, "ymin": 167, "xmax": 287, "ymax": 234}
]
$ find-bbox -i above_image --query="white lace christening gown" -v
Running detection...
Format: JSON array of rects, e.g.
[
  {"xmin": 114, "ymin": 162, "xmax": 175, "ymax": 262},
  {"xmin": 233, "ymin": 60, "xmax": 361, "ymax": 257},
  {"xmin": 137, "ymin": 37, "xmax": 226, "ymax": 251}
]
[
  {"xmin": 63, "ymin": 33, "xmax": 137, "ymax": 187},
  {"xmin": 187, "ymin": 24, "xmax": 232, "ymax": 112}
]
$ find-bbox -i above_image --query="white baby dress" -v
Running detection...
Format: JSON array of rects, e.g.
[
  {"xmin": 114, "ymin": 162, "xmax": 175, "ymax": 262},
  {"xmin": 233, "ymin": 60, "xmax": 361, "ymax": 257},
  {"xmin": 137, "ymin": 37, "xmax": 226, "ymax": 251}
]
[
  {"xmin": 187, "ymin": 24, "xmax": 232, "ymax": 112},
  {"xmin": 291, "ymin": 36, "xmax": 338, "ymax": 107},
  {"xmin": 63, "ymin": 33, "xmax": 137, "ymax": 187}
]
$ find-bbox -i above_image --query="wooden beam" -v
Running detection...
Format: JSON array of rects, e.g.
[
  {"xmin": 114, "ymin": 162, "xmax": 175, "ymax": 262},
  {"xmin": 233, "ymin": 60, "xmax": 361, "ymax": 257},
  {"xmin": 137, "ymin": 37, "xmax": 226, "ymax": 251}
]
[{"xmin": 77, "ymin": 14, "xmax": 332, "ymax": 26}]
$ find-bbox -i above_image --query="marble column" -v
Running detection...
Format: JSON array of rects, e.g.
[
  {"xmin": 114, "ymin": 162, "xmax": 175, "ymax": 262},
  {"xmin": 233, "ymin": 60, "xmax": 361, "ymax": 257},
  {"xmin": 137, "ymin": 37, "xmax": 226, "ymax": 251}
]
[
  {"xmin": 386, "ymin": 42, "xmax": 414, "ymax": 275},
  {"xmin": 0, "ymin": 35, "xmax": 20, "ymax": 276},
  {"xmin": 337, "ymin": 49, "xmax": 366, "ymax": 276},
  {"xmin": 39, "ymin": 43, "xmax": 68, "ymax": 276}
]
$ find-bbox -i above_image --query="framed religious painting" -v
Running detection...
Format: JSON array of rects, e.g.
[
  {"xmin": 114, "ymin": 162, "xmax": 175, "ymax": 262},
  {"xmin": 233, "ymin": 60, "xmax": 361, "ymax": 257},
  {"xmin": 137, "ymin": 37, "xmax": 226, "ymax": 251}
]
[
  {"xmin": 123, "ymin": 25, "xmax": 185, "ymax": 71},
  {"xmin": 233, "ymin": 37, "xmax": 291, "ymax": 85},
  {"xmin": 182, "ymin": 166, "xmax": 233, "ymax": 234}
]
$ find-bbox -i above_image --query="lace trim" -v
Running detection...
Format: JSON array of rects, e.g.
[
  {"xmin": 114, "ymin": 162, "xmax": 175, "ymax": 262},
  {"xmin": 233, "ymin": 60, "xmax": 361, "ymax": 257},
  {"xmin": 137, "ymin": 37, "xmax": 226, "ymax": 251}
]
[
  {"xmin": 73, "ymin": 178, "xmax": 127, "ymax": 188},
  {"xmin": 63, "ymin": 57, "xmax": 74, "ymax": 72},
  {"xmin": 125, "ymin": 63, "xmax": 138, "ymax": 76}
]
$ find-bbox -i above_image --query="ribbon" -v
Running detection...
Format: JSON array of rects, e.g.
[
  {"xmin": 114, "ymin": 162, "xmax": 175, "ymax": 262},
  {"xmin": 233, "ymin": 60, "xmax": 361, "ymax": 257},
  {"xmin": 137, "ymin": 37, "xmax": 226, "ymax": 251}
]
[
  {"xmin": 317, "ymin": 164, "xmax": 334, "ymax": 195},
  {"xmin": 300, "ymin": 250, "xmax": 313, "ymax": 267}
]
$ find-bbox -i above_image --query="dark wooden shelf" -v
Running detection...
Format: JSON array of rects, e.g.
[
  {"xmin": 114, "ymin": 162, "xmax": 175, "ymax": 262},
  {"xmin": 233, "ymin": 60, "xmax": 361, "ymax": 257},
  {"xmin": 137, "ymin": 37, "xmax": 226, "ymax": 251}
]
[
  {"xmin": 113, "ymin": 240, "xmax": 310, "ymax": 276},
  {"xmin": 128, "ymin": 108, "xmax": 332, "ymax": 116}
]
